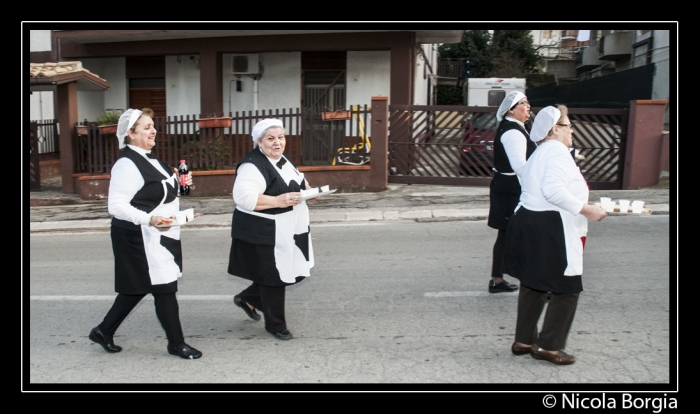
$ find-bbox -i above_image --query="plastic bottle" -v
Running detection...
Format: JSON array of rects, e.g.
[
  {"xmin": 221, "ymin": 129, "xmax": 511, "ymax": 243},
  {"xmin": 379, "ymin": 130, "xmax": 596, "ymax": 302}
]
[{"xmin": 178, "ymin": 160, "xmax": 190, "ymax": 196}]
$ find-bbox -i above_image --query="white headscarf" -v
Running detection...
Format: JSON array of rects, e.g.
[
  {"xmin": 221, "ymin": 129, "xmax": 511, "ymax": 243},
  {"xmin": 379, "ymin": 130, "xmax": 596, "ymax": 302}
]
[
  {"xmin": 251, "ymin": 118, "xmax": 284, "ymax": 147},
  {"xmin": 529, "ymin": 106, "xmax": 561, "ymax": 143},
  {"xmin": 116, "ymin": 109, "xmax": 143, "ymax": 149},
  {"xmin": 496, "ymin": 91, "xmax": 527, "ymax": 122}
]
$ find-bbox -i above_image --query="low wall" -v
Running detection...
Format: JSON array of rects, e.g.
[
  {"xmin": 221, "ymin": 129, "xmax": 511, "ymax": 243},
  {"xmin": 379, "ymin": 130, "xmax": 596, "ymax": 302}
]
[
  {"xmin": 659, "ymin": 131, "xmax": 669, "ymax": 178},
  {"xmin": 77, "ymin": 165, "xmax": 372, "ymax": 200},
  {"xmin": 39, "ymin": 159, "xmax": 61, "ymax": 180}
]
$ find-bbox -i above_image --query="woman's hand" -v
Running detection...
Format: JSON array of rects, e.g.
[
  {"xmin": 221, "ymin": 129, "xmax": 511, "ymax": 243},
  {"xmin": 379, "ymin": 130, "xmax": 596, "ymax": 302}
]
[
  {"xmin": 151, "ymin": 215, "xmax": 173, "ymax": 230},
  {"xmin": 580, "ymin": 204, "xmax": 608, "ymax": 222},
  {"xmin": 185, "ymin": 172, "xmax": 193, "ymax": 186},
  {"xmin": 277, "ymin": 192, "xmax": 302, "ymax": 208}
]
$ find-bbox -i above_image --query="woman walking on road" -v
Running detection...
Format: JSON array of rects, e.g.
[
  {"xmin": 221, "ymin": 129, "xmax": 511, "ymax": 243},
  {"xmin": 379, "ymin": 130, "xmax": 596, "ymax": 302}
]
[
  {"xmin": 505, "ymin": 105, "xmax": 607, "ymax": 365},
  {"xmin": 88, "ymin": 108, "xmax": 202, "ymax": 359},
  {"xmin": 486, "ymin": 91, "xmax": 535, "ymax": 293},
  {"xmin": 227, "ymin": 119, "xmax": 317, "ymax": 340}
]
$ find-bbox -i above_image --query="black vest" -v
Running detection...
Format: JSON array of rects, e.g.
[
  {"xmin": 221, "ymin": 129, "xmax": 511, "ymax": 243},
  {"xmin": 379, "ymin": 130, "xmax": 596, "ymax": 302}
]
[
  {"xmin": 231, "ymin": 149, "xmax": 305, "ymax": 245},
  {"xmin": 111, "ymin": 146, "xmax": 177, "ymax": 229},
  {"xmin": 492, "ymin": 120, "xmax": 537, "ymax": 174}
]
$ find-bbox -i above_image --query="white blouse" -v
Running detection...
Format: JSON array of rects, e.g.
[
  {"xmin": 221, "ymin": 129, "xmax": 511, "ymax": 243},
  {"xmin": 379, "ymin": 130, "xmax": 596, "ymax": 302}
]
[
  {"xmin": 108, "ymin": 145, "xmax": 174, "ymax": 225},
  {"xmin": 233, "ymin": 150, "xmax": 305, "ymax": 212}
]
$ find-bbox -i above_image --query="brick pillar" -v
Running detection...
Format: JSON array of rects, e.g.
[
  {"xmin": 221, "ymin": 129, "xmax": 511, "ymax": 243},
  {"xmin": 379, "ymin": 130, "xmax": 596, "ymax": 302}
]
[
  {"xmin": 369, "ymin": 96, "xmax": 389, "ymax": 192},
  {"xmin": 56, "ymin": 82, "xmax": 78, "ymax": 194},
  {"xmin": 623, "ymin": 100, "xmax": 668, "ymax": 189}
]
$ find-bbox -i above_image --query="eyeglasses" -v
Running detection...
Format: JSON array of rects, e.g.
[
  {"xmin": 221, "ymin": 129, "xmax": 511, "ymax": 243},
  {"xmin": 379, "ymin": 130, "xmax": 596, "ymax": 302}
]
[
  {"xmin": 557, "ymin": 123, "xmax": 573, "ymax": 129},
  {"xmin": 514, "ymin": 101, "xmax": 530, "ymax": 107}
]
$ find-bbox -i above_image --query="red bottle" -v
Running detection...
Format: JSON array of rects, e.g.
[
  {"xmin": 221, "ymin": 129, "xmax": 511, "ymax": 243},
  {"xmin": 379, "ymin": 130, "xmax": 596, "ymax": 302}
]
[{"xmin": 178, "ymin": 160, "xmax": 190, "ymax": 196}]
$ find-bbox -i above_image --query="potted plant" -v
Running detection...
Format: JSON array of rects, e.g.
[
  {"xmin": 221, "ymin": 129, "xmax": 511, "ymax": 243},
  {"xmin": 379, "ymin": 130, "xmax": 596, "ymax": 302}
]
[
  {"xmin": 97, "ymin": 111, "xmax": 122, "ymax": 134},
  {"xmin": 197, "ymin": 113, "xmax": 232, "ymax": 128}
]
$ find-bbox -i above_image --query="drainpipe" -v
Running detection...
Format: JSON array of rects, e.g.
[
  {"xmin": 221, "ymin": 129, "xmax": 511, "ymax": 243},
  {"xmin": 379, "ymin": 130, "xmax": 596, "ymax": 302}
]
[{"xmin": 253, "ymin": 79, "xmax": 259, "ymax": 111}]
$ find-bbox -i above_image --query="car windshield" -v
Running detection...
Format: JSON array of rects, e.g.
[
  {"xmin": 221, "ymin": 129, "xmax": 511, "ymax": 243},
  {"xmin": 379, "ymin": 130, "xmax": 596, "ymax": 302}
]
[{"xmin": 470, "ymin": 113, "xmax": 496, "ymax": 129}]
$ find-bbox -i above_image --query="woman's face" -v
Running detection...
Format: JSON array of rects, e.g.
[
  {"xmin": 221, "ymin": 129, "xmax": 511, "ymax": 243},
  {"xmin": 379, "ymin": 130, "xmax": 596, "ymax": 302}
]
[
  {"xmin": 509, "ymin": 98, "xmax": 531, "ymax": 124},
  {"xmin": 258, "ymin": 126, "xmax": 286, "ymax": 159},
  {"xmin": 556, "ymin": 116, "xmax": 574, "ymax": 147},
  {"xmin": 128, "ymin": 115, "xmax": 157, "ymax": 151}
]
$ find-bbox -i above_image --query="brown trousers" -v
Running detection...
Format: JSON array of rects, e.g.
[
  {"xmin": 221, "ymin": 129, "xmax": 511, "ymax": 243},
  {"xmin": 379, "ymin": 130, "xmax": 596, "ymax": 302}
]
[{"xmin": 514, "ymin": 284, "xmax": 579, "ymax": 351}]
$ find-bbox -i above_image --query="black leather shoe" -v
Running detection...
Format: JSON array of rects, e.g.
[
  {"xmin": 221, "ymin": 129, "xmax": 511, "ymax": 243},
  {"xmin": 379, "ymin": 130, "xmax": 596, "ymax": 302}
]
[
  {"xmin": 511, "ymin": 341, "xmax": 532, "ymax": 356},
  {"xmin": 168, "ymin": 343, "xmax": 202, "ymax": 359},
  {"xmin": 234, "ymin": 295, "xmax": 261, "ymax": 321},
  {"xmin": 272, "ymin": 330, "xmax": 293, "ymax": 340},
  {"xmin": 489, "ymin": 279, "xmax": 519, "ymax": 293},
  {"xmin": 89, "ymin": 326, "xmax": 122, "ymax": 353},
  {"xmin": 530, "ymin": 344, "xmax": 575, "ymax": 365}
]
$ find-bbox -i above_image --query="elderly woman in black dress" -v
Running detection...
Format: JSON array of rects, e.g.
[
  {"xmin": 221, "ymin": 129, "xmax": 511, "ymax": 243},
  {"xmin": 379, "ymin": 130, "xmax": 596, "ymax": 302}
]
[
  {"xmin": 486, "ymin": 91, "xmax": 535, "ymax": 293},
  {"xmin": 505, "ymin": 105, "xmax": 607, "ymax": 365},
  {"xmin": 228, "ymin": 119, "xmax": 316, "ymax": 340},
  {"xmin": 88, "ymin": 108, "xmax": 201, "ymax": 359}
]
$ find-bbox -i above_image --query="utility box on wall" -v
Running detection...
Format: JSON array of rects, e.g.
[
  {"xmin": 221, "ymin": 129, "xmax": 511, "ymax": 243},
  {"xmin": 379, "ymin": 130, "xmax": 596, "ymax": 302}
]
[{"xmin": 231, "ymin": 54, "xmax": 259, "ymax": 75}]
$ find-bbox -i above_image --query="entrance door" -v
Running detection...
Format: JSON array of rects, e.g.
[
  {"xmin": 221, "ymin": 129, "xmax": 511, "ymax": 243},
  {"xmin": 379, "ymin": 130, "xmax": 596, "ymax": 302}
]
[
  {"xmin": 129, "ymin": 78, "xmax": 166, "ymax": 118},
  {"xmin": 302, "ymin": 70, "xmax": 346, "ymax": 165}
]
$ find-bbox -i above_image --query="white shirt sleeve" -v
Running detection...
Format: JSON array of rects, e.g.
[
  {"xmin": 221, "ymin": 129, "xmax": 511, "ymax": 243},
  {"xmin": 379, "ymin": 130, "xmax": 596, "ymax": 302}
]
[
  {"xmin": 501, "ymin": 129, "xmax": 528, "ymax": 176},
  {"xmin": 541, "ymin": 147, "xmax": 586, "ymax": 216},
  {"xmin": 233, "ymin": 163, "xmax": 267, "ymax": 211},
  {"xmin": 107, "ymin": 158, "xmax": 151, "ymax": 225}
]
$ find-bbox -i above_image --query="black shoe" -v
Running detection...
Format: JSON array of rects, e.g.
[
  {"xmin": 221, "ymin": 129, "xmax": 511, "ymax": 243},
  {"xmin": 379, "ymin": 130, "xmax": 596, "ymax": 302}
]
[
  {"xmin": 168, "ymin": 343, "xmax": 202, "ymax": 359},
  {"xmin": 489, "ymin": 279, "xmax": 519, "ymax": 293},
  {"xmin": 272, "ymin": 330, "xmax": 293, "ymax": 340},
  {"xmin": 234, "ymin": 295, "xmax": 261, "ymax": 321},
  {"xmin": 89, "ymin": 326, "xmax": 122, "ymax": 353}
]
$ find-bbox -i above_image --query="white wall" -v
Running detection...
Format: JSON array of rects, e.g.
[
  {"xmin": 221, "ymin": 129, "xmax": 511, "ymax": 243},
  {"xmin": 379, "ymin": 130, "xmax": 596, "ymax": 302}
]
[
  {"xmin": 347, "ymin": 51, "xmax": 390, "ymax": 107},
  {"xmin": 29, "ymin": 92, "xmax": 55, "ymax": 121},
  {"xmin": 29, "ymin": 30, "xmax": 54, "ymax": 121},
  {"xmin": 166, "ymin": 55, "xmax": 201, "ymax": 117},
  {"xmin": 249, "ymin": 52, "xmax": 301, "ymax": 113},
  {"xmin": 77, "ymin": 58, "xmax": 127, "ymax": 123},
  {"xmin": 413, "ymin": 45, "xmax": 439, "ymax": 105},
  {"xmin": 29, "ymin": 30, "xmax": 51, "ymax": 51}
]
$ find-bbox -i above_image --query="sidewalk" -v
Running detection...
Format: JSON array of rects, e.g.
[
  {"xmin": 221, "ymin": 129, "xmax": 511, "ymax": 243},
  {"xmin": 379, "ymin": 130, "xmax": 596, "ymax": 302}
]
[{"xmin": 29, "ymin": 177, "xmax": 671, "ymax": 233}]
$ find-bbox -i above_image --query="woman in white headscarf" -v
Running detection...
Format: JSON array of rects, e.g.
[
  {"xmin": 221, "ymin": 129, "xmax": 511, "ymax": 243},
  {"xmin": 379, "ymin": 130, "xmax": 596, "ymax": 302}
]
[
  {"xmin": 227, "ymin": 119, "xmax": 315, "ymax": 341},
  {"xmin": 504, "ymin": 105, "xmax": 607, "ymax": 365},
  {"xmin": 88, "ymin": 108, "xmax": 202, "ymax": 359},
  {"xmin": 486, "ymin": 91, "xmax": 535, "ymax": 293}
]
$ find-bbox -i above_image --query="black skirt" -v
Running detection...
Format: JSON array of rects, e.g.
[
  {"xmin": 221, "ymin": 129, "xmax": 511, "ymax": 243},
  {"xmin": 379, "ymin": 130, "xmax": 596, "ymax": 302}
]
[
  {"xmin": 227, "ymin": 239, "xmax": 302, "ymax": 287},
  {"xmin": 111, "ymin": 225, "xmax": 178, "ymax": 294},
  {"xmin": 487, "ymin": 173, "xmax": 521, "ymax": 230},
  {"xmin": 503, "ymin": 207, "xmax": 583, "ymax": 294}
]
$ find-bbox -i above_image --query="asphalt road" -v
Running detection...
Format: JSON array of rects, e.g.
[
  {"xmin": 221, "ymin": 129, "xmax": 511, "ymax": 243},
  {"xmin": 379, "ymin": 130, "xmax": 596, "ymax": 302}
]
[{"xmin": 26, "ymin": 215, "xmax": 673, "ymax": 391}]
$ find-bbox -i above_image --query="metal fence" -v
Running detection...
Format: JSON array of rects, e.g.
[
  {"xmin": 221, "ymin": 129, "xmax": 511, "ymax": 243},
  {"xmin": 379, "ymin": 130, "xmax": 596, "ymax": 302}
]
[
  {"xmin": 73, "ymin": 106, "xmax": 371, "ymax": 174},
  {"xmin": 29, "ymin": 118, "xmax": 60, "ymax": 162},
  {"xmin": 387, "ymin": 105, "xmax": 628, "ymax": 190}
]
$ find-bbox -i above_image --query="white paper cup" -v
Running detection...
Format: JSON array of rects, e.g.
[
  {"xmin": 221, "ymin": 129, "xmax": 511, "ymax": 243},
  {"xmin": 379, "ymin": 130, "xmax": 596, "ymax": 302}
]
[
  {"xmin": 618, "ymin": 199, "xmax": 630, "ymax": 213},
  {"xmin": 631, "ymin": 200, "xmax": 645, "ymax": 214},
  {"xmin": 600, "ymin": 197, "xmax": 611, "ymax": 210},
  {"xmin": 321, "ymin": 185, "xmax": 330, "ymax": 192},
  {"xmin": 605, "ymin": 201, "xmax": 615, "ymax": 212},
  {"xmin": 184, "ymin": 208, "xmax": 194, "ymax": 221}
]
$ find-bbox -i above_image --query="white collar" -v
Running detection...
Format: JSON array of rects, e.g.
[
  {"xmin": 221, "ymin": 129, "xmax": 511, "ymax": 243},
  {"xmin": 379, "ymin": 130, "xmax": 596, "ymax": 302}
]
[
  {"xmin": 504, "ymin": 116, "xmax": 525, "ymax": 127},
  {"xmin": 127, "ymin": 144, "xmax": 153, "ymax": 158}
]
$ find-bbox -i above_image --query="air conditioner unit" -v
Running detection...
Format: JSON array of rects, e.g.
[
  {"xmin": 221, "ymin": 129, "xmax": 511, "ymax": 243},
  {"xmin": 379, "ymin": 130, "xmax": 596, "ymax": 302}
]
[{"xmin": 231, "ymin": 54, "xmax": 259, "ymax": 75}]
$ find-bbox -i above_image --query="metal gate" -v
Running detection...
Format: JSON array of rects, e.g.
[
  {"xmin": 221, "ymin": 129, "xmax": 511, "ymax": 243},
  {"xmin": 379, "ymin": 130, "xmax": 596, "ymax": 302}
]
[
  {"xmin": 303, "ymin": 71, "xmax": 346, "ymax": 165},
  {"xmin": 388, "ymin": 105, "xmax": 628, "ymax": 190},
  {"xmin": 29, "ymin": 121, "xmax": 40, "ymax": 191}
]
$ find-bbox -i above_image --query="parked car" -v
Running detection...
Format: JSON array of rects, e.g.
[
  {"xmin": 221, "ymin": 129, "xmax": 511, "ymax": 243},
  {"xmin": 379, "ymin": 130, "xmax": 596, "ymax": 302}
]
[{"xmin": 459, "ymin": 113, "xmax": 496, "ymax": 176}]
